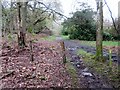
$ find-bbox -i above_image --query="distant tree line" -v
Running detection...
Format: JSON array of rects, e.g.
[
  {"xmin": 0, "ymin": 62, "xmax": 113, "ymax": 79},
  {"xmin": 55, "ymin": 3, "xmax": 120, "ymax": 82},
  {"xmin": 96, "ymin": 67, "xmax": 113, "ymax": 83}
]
[{"xmin": 62, "ymin": 3, "xmax": 120, "ymax": 41}]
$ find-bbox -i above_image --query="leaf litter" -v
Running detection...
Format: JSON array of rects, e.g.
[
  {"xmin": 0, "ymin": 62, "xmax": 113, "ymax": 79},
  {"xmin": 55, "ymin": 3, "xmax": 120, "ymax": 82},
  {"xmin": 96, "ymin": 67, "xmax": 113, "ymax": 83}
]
[{"xmin": 0, "ymin": 40, "xmax": 72, "ymax": 88}]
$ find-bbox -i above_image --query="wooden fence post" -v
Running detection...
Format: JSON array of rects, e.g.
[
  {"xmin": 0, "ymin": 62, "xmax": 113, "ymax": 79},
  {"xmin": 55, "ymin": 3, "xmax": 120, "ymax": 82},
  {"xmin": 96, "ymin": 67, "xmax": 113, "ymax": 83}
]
[{"xmin": 60, "ymin": 41, "xmax": 66, "ymax": 64}]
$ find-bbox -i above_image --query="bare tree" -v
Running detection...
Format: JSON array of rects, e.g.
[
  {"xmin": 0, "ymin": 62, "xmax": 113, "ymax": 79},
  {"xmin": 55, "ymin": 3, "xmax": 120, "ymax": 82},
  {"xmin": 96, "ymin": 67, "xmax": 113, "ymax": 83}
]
[
  {"xmin": 17, "ymin": 1, "xmax": 27, "ymax": 48},
  {"xmin": 9, "ymin": 0, "xmax": 14, "ymax": 33},
  {"xmin": 96, "ymin": 0, "xmax": 103, "ymax": 61}
]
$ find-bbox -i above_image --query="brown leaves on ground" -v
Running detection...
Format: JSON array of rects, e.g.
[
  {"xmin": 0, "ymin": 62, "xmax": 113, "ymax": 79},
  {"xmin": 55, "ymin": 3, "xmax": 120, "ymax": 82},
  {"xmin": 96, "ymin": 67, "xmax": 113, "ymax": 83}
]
[{"xmin": 0, "ymin": 40, "xmax": 72, "ymax": 88}]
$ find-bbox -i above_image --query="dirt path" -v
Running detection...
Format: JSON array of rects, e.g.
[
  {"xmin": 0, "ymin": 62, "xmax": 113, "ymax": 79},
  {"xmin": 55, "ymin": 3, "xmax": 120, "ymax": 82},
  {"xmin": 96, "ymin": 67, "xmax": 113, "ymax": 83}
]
[{"xmin": 64, "ymin": 40, "xmax": 113, "ymax": 88}]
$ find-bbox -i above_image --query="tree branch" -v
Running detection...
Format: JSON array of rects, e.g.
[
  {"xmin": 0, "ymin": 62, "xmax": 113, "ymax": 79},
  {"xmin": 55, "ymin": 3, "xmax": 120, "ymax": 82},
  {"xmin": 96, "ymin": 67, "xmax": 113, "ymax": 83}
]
[
  {"xmin": 36, "ymin": 1, "xmax": 68, "ymax": 19},
  {"xmin": 104, "ymin": 0, "xmax": 119, "ymax": 33},
  {"xmin": 33, "ymin": 17, "xmax": 46, "ymax": 25}
]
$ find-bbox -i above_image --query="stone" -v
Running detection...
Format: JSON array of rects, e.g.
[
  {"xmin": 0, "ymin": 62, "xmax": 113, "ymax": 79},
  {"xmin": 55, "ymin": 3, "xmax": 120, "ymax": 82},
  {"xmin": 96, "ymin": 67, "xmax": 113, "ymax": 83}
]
[
  {"xmin": 76, "ymin": 46, "xmax": 79, "ymax": 49},
  {"xmin": 112, "ymin": 58, "xmax": 118, "ymax": 62},
  {"xmin": 68, "ymin": 48, "xmax": 76, "ymax": 51},
  {"xmin": 82, "ymin": 72, "xmax": 93, "ymax": 77},
  {"xmin": 76, "ymin": 61, "xmax": 80, "ymax": 64},
  {"xmin": 82, "ymin": 68, "xmax": 88, "ymax": 72},
  {"xmin": 111, "ymin": 54, "xmax": 117, "ymax": 58},
  {"xmin": 76, "ymin": 64, "xmax": 80, "ymax": 68}
]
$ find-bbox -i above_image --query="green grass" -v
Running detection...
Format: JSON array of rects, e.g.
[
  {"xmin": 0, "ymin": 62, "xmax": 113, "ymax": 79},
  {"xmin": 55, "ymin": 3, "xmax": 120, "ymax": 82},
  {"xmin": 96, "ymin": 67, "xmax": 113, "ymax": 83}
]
[
  {"xmin": 77, "ymin": 49, "xmax": 94, "ymax": 57},
  {"xmin": 40, "ymin": 35, "xmax": 56, "ymax": 41},
  {"xmin": 40, "ymin": 35, "xmax": 70, "ymax": 41},
  {"xmin": 80, "ymin": 41, "xmax": 118, "ymax": 47},
  {"xmin": 65, "ymin": 58, "xmax": 79, "ymax": 88},
  {"xmin": 103, "ymin": 41, "xmax": 119, "ymax": 46},
  {"xmin": 61, "ymin": 35, "xmax": 69, "ymax": 40},
  {"xmin": 77, "ymin": 49, "xmax": 119, "ymax": 88}
]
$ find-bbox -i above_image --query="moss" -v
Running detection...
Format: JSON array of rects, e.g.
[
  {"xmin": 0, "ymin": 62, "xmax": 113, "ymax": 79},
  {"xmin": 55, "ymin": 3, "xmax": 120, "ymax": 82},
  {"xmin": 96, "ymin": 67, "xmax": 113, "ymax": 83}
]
[{"xmin": 96, "ymin": 45, "xmax": 104, "ymax": 61}]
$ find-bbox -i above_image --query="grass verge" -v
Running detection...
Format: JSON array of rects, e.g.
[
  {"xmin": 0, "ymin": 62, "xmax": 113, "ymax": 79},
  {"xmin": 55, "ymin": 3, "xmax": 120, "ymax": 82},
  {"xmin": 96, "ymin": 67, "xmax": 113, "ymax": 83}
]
[
  {"xmin": 65, "ymin": 58, "xmax": 79, "ymax": 88},
  {"xmin": 80, "ymin": 41, "xmax": 118, "ymax": 47},
  {"xmin": 77, "ymin": 49, "xmax": 119, "ymax": 88}
]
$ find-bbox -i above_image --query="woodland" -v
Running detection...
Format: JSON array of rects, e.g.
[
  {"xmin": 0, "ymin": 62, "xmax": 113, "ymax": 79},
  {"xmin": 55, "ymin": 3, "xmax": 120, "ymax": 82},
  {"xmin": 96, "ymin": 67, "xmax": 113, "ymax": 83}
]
[{"xmin": 0, "ymin": 0, "xmax": 120, "ymax": 89}]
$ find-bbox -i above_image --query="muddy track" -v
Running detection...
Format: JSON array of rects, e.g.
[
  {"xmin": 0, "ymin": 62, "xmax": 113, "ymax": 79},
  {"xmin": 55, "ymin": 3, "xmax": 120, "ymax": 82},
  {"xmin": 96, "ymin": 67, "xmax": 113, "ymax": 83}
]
[
  {"xmin": 64, "ymin": 40, "xmax": 119, "ymax": 62},
  {"xmin": 64, "ymin": 40, "xmax": 113, "ymax": 88}
]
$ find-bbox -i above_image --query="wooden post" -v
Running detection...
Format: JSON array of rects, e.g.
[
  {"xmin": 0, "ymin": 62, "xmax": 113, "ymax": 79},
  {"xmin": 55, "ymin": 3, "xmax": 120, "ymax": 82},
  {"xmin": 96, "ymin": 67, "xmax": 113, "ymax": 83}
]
[
  {"xmin": 96, "ymin": 0, "xmax": 103, "ymax": 61},
  {"xmin": 60, "ymin": 41, "xmax": 66, "ymax": 64}
]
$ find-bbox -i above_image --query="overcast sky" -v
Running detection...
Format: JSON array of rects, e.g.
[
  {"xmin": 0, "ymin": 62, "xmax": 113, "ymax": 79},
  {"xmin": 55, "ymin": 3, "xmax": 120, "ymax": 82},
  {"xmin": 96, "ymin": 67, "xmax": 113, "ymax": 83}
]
[
  {"xmin": 59, "ymin": 0, "xmax": 120, "ymax": 21},
  {"xmin": 2, "ymin": 0, "xmax": 120, "ymax": 21}
]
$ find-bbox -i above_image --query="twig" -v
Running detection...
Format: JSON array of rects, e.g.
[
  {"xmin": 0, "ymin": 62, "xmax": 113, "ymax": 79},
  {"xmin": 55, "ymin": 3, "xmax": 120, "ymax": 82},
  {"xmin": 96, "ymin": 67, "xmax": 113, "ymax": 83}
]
[
  {"xmin": 30, "ymin": 40, "xmax": 34, "ymax": 61},
  {"xmin": 33, "ymin": 17, "xmax": 46, "ymax": 25}
]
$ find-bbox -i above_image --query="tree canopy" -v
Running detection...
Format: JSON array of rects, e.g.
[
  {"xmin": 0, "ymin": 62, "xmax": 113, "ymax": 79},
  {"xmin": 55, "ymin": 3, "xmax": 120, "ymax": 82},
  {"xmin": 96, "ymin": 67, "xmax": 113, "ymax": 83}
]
[{"xmin": 62, "ymin": 3, "xmax": 96, "ymax": 40}]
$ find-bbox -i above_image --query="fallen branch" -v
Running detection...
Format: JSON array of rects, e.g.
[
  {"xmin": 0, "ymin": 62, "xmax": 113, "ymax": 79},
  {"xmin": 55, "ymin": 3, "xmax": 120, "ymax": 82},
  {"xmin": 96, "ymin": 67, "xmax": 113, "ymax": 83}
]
[{"xmin": 0, "ymin": 71, "xmax": 15, "ymax": 80}]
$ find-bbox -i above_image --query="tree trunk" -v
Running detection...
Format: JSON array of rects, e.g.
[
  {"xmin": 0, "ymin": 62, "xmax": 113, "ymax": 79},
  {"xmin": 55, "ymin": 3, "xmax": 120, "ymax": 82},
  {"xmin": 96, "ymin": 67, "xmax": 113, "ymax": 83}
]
[
  {"xmin": 0, "ymin": 1, "xmax": 2, "ymax": 38},
  {"xmin": 10, "ymin": 0, "xmax": 14, "ymax": 33},
  {"xmin": 21, "ymin": 1, "xmax": 27, "ymax": 46},
  {"xmin": 17, "ymin": 1, "xmax": 27, "ymax": 48},
  {"xmin": 118, "ymin": 1, "xmax": 120, "ymax": 35},
  {"xmin": 31, "ymin": 1, "xmax": 37, "ymax": 33},
  {"xmin": 118, "ymin": 1, "xmax": 120, "ymax": 78},
  {"xmin": 96, "ymin": 0, "xmax": 103, "ymax": 61}
]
